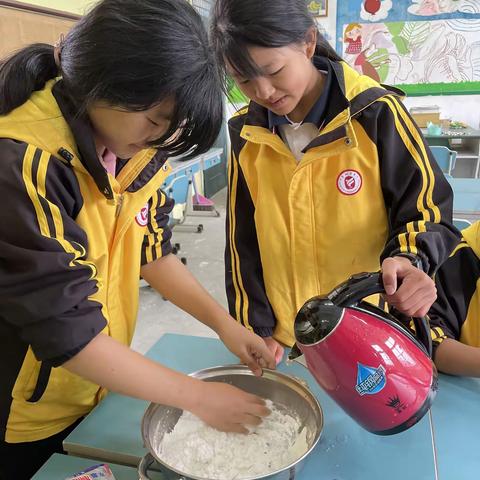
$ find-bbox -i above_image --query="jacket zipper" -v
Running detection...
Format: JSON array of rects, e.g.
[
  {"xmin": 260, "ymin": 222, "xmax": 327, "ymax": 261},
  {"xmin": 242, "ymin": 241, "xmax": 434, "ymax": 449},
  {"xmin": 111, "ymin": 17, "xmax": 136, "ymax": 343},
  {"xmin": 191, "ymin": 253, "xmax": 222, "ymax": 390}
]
[{"xmin": 115, "ymin": 194, "xmax": 124, "ymax": 217}]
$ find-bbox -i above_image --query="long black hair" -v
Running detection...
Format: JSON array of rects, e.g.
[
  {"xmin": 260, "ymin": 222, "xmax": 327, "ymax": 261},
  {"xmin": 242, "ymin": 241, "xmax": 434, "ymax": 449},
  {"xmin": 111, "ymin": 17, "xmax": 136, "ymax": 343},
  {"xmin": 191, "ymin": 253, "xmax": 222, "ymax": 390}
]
[
  {"xmin": 210, "ymin": 0, "xmax": 342, "ymax": 80},
  {"xmin": 0, "ymin": 0, "xmax": 223, "ymax": 157}
]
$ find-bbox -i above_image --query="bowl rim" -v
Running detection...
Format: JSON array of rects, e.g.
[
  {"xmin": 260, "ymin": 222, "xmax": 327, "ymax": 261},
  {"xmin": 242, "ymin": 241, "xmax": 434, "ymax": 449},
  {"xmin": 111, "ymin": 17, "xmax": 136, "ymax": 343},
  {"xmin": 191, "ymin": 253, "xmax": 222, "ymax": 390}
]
[{"xmin": 141, "ymin": 364, "xmax": 324, "ymax": 480}]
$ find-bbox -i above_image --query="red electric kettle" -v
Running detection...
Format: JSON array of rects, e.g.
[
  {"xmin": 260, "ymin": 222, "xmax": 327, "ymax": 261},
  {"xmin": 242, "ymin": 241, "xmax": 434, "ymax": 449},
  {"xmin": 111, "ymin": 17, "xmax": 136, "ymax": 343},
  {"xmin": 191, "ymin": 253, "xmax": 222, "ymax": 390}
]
[{"xmin": 289, "ymin": 271, "xmax": 438, "ymax": 435}]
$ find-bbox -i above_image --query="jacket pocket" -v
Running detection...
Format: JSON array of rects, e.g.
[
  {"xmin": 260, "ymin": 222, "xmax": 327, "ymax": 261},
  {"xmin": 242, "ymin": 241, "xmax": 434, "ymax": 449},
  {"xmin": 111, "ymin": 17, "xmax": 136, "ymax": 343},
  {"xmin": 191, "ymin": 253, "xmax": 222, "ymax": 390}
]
[{"xmin": 26, "ymin": 361, "xmax": 52, "ymax": 403}]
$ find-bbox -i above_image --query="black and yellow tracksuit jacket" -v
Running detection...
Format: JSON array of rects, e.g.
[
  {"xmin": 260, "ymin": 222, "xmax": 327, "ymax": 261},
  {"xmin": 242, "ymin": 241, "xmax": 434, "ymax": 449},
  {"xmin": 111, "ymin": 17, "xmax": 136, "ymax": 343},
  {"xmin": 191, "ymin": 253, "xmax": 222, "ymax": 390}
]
[
  {"xmin": 429, "ymin": 222, "xmax": 480, "ymax": 352},
  {"xmin": 226, "ymin": 57, "xmax": 460, "ymax": 347},
  {"xmin": 0, "ymin": 80, "xmax": 173, "ymax": 443}
]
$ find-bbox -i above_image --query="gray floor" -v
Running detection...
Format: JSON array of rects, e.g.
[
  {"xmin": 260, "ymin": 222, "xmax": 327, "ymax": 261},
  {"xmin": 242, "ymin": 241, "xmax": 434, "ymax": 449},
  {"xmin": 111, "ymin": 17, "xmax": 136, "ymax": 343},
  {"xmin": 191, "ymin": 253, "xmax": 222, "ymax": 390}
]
[{"xmin": 131, "ymin": 189, "xmax": 228, "ymax": 354}]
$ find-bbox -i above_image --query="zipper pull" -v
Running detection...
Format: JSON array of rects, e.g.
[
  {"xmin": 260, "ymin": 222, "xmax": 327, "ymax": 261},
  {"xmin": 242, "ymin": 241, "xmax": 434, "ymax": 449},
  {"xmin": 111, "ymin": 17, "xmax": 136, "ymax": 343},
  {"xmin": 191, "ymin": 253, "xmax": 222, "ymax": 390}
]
[{"xmin": 115, "ymin": 195, "xmax": 124, "ymax": 217}]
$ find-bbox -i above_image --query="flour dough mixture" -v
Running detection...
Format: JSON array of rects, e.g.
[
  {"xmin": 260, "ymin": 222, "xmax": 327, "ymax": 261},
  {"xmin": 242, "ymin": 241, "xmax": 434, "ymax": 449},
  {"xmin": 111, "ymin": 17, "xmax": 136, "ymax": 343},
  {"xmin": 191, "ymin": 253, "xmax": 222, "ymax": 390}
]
[{"xmin": 155, "ymin": 400, "xmax": 309, "ymax": 479}]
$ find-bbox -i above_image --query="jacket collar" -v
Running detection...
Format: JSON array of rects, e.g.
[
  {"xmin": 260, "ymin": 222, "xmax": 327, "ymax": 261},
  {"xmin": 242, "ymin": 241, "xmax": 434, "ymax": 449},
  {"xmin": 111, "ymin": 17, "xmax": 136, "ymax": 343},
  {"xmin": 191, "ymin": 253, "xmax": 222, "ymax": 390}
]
[{"xmin": 52, "ymin": 81, "xmax": 115, "ymax": 199}]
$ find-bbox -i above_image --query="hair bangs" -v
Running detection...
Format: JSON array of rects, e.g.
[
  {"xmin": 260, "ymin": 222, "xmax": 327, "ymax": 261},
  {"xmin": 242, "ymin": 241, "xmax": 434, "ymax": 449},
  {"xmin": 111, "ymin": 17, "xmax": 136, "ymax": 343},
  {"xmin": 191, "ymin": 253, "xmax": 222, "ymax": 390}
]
[
  {"xmin": 147, "ymin": 65, "xmax": 224, "ymax": 159},
  {"xmin": 222, "ymin": 37, "xmax": 264, "ymax": 80}
]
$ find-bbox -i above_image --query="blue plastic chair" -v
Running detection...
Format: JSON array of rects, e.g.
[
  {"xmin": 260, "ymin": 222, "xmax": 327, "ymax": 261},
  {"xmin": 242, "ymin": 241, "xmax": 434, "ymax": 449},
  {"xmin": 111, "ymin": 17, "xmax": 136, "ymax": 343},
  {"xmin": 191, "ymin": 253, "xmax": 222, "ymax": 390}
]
[
  {"xmin": 430, "ymin": 146, "xmax": 457, "ymax": 175},
  {"xmin": 453, "ymin": 218, "xmax": 472, "ymax": 230}
]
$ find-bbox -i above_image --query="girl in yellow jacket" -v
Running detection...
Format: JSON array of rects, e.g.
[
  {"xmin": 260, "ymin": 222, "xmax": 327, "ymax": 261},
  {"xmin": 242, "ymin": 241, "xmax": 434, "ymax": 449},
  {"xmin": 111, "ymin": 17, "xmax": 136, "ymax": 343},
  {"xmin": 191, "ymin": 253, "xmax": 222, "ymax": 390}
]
[
  {"xmin": 0, "ymin": 1, "xmax": 274, "ymax": 477},
  {"xmin": 429, "ymin": 222, "xmax": 480, "ymax": 376},
  {"xmin": 210, "ymin": 0, "xmax": 460, "ymax": 362}
]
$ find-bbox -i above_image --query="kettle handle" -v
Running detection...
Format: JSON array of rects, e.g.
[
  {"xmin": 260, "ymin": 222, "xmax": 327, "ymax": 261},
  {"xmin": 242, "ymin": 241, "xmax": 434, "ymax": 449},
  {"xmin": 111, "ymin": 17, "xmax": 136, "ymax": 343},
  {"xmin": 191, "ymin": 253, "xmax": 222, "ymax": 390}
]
[
  {"xmin": 330, "ymin": 271, "xmax": 433, "ymax": 358},
  {"xmin": 329, "ymin": 271, "xmax": 384, "ymax": 307},
  {"xmin": 411, "ymin": 316, "xmax": 433, "ymax": 358}
]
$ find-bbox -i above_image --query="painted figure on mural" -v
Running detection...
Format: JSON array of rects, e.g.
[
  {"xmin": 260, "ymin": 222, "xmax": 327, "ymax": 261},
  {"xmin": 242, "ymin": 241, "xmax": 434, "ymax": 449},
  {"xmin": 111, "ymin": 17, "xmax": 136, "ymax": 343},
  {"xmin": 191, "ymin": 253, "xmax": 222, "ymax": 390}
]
[
  {"xmin": 407, "ymin": 0, "xmax": 476, "ymax": 16},
  {"xmin": 344, "ymin": 23, "xmax": 363, "ymax": 54},
  {"xmin": 417, "ymin": 0, "xmax": 441, "ymax": 15},
  {"xmin": 354, "ymin": 44, "xmax": 381, "ymax": 81}
]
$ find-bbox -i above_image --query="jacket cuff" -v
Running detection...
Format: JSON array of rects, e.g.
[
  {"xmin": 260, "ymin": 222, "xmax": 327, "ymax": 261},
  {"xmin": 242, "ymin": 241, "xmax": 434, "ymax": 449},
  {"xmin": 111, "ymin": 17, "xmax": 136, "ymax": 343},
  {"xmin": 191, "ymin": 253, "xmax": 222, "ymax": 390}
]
[
  {"xmin": 253, "ymin": 327, "xmax": 275, "ymax": 337},
  {"xmin": 32, "ymin": 306, "xmax": 107, "ymax": 367},
  {"xmin": 431, "ymin": 337, "xmax": 445, "ymax": 362},
  {"xmin": 389, "ymin": 251, "xmax": 429, "ymax": 273}
]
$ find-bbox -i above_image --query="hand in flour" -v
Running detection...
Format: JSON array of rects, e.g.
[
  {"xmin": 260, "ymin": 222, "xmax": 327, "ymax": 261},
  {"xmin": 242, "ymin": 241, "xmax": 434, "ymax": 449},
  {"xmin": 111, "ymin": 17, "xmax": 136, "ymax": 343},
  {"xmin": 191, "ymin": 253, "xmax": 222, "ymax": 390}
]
[
  {"xmin": 192, "ymin": 382, "xmax": 271, "ymax": 433},
  {"xmin": 216, "ymin": 319, "xmax": 276, "ymax": 376}
]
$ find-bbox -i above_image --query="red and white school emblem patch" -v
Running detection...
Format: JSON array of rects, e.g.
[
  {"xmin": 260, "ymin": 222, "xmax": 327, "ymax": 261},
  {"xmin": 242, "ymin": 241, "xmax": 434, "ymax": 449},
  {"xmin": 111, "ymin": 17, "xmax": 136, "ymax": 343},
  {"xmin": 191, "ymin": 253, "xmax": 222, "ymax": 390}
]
[
  {"xmin": 337, "ymin": 170, "xmax": 362, "ymax": 196},
  {"xmin": 135, "ymin": 203, "xmax": 149, "ymax": 226}
]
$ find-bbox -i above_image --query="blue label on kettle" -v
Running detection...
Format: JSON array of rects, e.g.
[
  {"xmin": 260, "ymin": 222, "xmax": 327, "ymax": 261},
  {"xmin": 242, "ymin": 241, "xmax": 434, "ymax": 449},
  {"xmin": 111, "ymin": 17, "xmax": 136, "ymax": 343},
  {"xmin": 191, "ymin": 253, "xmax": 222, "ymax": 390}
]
[{"xmin": 355, "ymin": 363, "xmax": 386, "ymax": 396}]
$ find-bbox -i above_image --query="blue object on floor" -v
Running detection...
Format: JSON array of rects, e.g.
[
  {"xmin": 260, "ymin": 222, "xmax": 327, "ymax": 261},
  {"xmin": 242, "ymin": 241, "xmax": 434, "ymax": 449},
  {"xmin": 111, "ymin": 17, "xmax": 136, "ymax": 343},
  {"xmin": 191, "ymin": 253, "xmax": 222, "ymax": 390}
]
[{"xmin": 430, "ymin": 145, "xmax": 457, "ymax": 175}]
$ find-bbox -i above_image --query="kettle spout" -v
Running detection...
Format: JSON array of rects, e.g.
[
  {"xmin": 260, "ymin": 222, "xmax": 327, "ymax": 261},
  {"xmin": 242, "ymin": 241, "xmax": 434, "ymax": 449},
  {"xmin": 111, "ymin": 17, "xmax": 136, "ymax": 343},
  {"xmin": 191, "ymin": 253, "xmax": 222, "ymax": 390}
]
[{"xmin": 287, "ymin": 343, "xmax": 306, "ymax": 367}]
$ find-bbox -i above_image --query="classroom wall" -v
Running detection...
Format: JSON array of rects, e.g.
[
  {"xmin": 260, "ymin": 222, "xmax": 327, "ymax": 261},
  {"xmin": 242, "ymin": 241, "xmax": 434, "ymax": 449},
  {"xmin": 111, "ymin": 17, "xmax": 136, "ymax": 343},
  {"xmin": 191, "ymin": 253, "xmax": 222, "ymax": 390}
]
[
  {"xmin": 322, "ymin": 0, "xmax": 480, "ymax": 129},
  {"xmin": 403, "ymin": 96, "xmax": 480, "ymax": 130},
  {"xmin": 31, "ymin": 0, "xmax": 480, "ymax": 129},
  {"xmin": 27, "ymin": 0, "xmax": 96, "ymax": 15}
]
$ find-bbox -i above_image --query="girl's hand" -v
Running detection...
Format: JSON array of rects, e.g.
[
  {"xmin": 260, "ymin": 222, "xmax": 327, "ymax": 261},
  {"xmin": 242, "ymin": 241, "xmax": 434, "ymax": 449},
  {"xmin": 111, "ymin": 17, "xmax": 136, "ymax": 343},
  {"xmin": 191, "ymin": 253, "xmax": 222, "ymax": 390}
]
[
  {"xmin": 191, "ymin": 381, "xmax": 270, "ymax": 433},
  {"xmin": 381, "ymin": 256, "xmax": 437, "ymax": 318},
  {"xmin": 217, "ymin": 319, "xmax": 276, "ymax": 376},
  {"xmin": 263, "ymin": 336, "xmax": 285, "ymax": 365}
]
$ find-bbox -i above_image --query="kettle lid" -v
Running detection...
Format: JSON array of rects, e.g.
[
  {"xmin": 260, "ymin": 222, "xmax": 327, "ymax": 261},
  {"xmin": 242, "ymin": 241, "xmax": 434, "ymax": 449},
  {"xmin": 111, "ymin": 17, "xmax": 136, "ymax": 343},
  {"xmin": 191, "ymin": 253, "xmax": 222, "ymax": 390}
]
[{"xmin": 294, "ymin": 296, "xmax": 344, "ymax": 345}]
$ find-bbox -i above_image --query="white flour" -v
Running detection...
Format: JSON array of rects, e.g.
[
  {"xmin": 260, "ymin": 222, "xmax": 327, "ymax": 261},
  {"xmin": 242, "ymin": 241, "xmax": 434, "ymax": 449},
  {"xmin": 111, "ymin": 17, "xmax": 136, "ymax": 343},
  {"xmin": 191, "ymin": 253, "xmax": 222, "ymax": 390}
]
[{"xmin": 155, "ymin": 400, "xmax": 309, "ymax": 480}]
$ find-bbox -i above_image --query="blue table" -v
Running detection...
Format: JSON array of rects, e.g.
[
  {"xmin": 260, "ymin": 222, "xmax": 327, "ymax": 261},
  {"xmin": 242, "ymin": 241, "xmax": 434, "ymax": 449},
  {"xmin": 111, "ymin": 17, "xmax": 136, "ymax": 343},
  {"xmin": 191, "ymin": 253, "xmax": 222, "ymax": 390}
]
[
  {"xmin": 32, "ymin": 453, "xmax": 163, "ymax": 480},
  {"xmin": 448, "ymin": 178, "xmax": 480, "ymax": 215},
  {"xmin": 64, "ymin": 334, "xmax": 449, "ymax": 479},
  {"xmin": 431, "ymin": 375, "xmax": 480, "ymax": 479}
]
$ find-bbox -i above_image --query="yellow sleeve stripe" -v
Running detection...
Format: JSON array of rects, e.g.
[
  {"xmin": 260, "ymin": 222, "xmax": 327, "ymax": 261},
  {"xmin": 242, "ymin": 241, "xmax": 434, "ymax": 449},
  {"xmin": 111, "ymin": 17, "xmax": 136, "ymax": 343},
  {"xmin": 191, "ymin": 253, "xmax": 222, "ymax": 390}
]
[
  {"xmin": 154, "ymin": 238, "xmax": 164, "ymax": 260},
  {"xmin": 23, "ymin": 145, "xmax": 51, "ymax": 237},
  {"xmin": 150, "ymin": 191, "xmax": 160, "ymax": 232},
  {"xmin": 145, "ymin": 234, "xmax": 155, "ymax": 264},
  {"xmin": 380, "ymin": 97, "xmax": 430, "ymax": 223},
  {"xmin": 403, "ymin": 220, "xmax": 426, "ymax": 255},
  {"xmin": 398, "ymin": 231, "xmax": 409, "ymax": 255},
  {"xmin": 450, "ymin": 241, "xmax": 469, "ymax": 257},
  {"xmin": 227, "ymin": 150, "xmax": 243, "ymax": 324},
  {"xmin": 390, "ymin": 97, "xmax": 441, "ymax": 223},
  {"xmin": 227, "ymin": 150, "xmax": 253, "ymax": 331},
  {"xmin": 381, "ymin": 97, "xmax": 440, "ymax": 255},
  {"xmin": 406, "ymin": 221, "xmax": 418, "ymax": 255},
  {"xmin": 154, "ymin": 192, "xmax": 166, "ymax": 260},
  {"xmin": 430, "ymin": 326, "xmax": 446, "ymax": 343},
  {"xmin": 144, "ymin": 192, "xmax": 157, "ymax": 264},
  {"xmin": 22, "ymin": 146, "xmax": 97, "ymax": 279}
]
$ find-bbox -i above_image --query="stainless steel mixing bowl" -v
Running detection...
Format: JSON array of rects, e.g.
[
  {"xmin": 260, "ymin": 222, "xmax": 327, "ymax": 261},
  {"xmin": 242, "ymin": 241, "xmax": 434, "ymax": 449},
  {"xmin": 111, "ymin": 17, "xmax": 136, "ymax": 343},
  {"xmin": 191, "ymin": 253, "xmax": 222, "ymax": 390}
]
[{"xmin": 139, "ymin": 365, "xmax": 323, "ymax": 480}]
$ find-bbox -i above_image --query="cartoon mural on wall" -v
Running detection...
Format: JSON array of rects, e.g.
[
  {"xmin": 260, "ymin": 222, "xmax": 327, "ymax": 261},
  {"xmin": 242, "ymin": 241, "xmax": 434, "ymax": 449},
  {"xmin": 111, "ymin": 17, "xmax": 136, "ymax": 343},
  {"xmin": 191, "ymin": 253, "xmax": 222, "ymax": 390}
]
[
  {"xmin": 337, "ymin": 0, "xmax": 480, "ymax": 93},
  {"xmin": 342, "ymin": 19, "xmax": 480, "ymax": 91},
  {"xmin": 408, "ymin": 0, "xmax": 480, "ymax": 17}
]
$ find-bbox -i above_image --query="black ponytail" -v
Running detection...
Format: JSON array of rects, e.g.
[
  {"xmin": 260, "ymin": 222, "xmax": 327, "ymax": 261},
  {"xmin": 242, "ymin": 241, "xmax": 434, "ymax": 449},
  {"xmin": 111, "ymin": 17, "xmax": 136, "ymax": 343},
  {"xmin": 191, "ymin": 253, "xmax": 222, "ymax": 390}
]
[
  {"xmin": 211, "ymin": 0, "xmax": 342, "ymax": 80},
  {"xmin": 0, "ymin": 0, "xmax": 223, "ymax": 157},
  {"xmin": 0, "ymin": 43, "xmax": 58, "ymax": 115}
]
